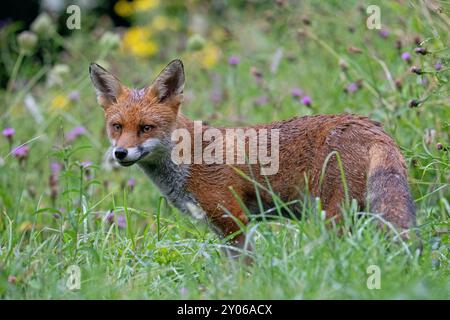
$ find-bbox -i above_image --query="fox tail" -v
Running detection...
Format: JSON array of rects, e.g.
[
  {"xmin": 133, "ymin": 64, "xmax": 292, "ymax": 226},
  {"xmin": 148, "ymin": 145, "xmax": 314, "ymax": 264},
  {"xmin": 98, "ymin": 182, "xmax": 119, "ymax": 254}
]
[{"xmin": 366, "ymin": 143, "xmax": 416, "ymax": 236}]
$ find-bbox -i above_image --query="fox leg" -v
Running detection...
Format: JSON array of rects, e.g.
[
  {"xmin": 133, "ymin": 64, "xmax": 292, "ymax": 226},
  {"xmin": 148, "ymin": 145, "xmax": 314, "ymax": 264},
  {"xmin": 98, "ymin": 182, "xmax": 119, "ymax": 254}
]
[{"xmin": 201, "ymin": 195, "xmax": 253, "ymax": 263}]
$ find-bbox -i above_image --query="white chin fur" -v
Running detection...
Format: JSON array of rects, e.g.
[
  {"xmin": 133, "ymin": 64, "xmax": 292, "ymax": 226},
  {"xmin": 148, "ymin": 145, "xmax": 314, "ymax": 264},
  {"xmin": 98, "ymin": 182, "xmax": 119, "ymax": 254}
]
[{"xmin": 113, "ymin": 138, "xmax": 162, "ymax": 162}]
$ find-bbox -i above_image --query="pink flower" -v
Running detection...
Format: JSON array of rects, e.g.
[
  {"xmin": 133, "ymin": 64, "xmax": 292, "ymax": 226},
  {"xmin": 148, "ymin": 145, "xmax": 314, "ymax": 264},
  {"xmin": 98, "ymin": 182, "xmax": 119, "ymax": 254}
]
[
  {"xmin": 401, "ymin": 52, "xmax": 411, "ymax": 61},
  {"xmin": 301, "ymin": 95, "xmax": 312, "ymax": 106},
  {"xmin": 345, "ymin": 82, "xmax": 359, "ymax": 93},
  {"xmin": 66, "ymin": 126, "xmax": 86, "ymax": 142},
  {"xmin": 291, "ymin": 87, "xmax": 303, "ymax": 98},
  {"xmin": 12, "ymin": 145, "xmax": 29, "ymax": 159},
  {"xmin": 2, "ymin": 127, "xmax": 15, "ymax": 138},
  {"xmin": 379, "ymin": 29, "xmax": 389, "ymax": 38},
  {"xmin": 80, "ymin": 161, "xmax": 92, "ymax": 168},
  {"xmin": 228, "ymin": 55, "xmax": 240, "ymax": 66},
  {"xmin": 68, "ymin": 91, "xmax": 80, "ymax": 102},
  {"xmin": 50, "ymin": 162, "xmax": 62, "ymax": 175},
  {"xmin": 117, "ymin": 215, "xmax": 126, "ymax": 229},
  {"xmin": 127, "ymin": 178, "xmax": 136, "ymax": 187}
]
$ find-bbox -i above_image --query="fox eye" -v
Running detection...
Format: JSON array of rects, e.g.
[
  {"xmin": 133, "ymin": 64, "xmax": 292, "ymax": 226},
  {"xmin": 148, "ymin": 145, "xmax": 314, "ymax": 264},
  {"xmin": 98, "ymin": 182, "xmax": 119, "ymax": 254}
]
[
  {"xmin": 112, "ymin": 123, "xmax": 122, "ymax": 131},
  {"xmin": 141, "ymin": 124, "xmax": 155, "ymax": 133}
]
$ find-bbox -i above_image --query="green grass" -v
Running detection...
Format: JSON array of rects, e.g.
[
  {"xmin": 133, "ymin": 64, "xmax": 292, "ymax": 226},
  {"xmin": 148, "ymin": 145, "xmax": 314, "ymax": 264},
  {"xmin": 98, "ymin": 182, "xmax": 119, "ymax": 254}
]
[{"xmin": 0, "ymin": 1, "xmax": 448, "ymax": 299}]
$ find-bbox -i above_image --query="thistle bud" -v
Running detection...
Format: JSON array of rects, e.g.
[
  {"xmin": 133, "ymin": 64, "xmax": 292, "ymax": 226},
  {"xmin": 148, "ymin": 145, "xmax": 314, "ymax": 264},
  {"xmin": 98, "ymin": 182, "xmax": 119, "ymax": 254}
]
[
  {"xmin": 31, "ymin": 13, "xmax": 55, "ymax": 38},
  {"xmin": 414, "ymin": 47, "xmax": 428, "ymax": 55},
  {"xmin": 17, "ymin": 31, "xmax": 38, "ymax": 55},
  {"xmin": 409, "ymin": 99, "xmax": 420, "ymax": 108},
  {"xmin": 410, "ymin": 66, "xmax": 422, "ymax": 75},
  {"xmin": 186, "ymin": 34, "xmax": 205, "ymax": 52}
]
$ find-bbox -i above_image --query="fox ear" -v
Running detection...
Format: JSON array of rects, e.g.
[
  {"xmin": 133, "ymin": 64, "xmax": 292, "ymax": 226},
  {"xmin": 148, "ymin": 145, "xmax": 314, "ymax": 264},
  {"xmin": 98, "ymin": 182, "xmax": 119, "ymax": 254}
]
[
  {"xmin": 150, "ymin": 59, "xmax": 185, "ymax": 102},
  {"xmin": 89, "ymin": 63, "xmax": 124, "ymax": 106}
]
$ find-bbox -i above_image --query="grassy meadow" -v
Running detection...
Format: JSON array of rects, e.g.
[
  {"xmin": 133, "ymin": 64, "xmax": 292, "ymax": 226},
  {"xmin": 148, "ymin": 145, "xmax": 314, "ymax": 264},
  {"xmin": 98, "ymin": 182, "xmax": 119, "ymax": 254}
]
[{"xmin": 0, "ymin": 0, "xmax": 449, "ymax": 299}]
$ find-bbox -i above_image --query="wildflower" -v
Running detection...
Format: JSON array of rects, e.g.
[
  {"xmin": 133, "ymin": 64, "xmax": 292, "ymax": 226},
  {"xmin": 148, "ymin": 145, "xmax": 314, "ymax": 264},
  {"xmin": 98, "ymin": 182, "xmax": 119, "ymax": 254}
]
[
  {"xmin": 122, "ymin": 26, "xmax": 158, "ymax": 57},
  {"xmin": 134, "ymin": 0, "xmax": 160, "ymax": 12},
  {"xmin": 401, "ymin": 52, "xmax": 411, "ymax": 62},
  {"xmin": 114, "ymin": 0, "xmax": 134, "ymax": 17},
  {"xmin": 51, "ymin": 94, "xmax": 69, "ymax": 110},
  {"xmin": 68, "ymin": 91, "xmax": 80, "ymax": 102},
  {"xmin": 436, "ymin": 143, "xmax": 443, "ymax": 151},
  {"xmin": 127, "ymin": 178, "xmax": 136, "ymax": 191},
  {"xmin": 12, "ymin": 145, "xmax": 29, "ymax": 159},
  {"xmin": 291, "ymin": 87, "xmax": 303, "ymax": 98},
  {"xmin": 47, "ymin": 64, "xmax": 70, "ymax": 88},
  {"xmin": 106, "ymin": 210, "xmax": 115, "ymax": 223},
  {"xmin": 17, "ymin": 31, "xmax": 38, "ymax": 55},
  {"xmin": 186, "ymin": 34, "xmax": 205, "ymax": 51},
  {"xmin": 379, "ymin": 29, "xmax": 389, "ymax": 38},
  {"xmin": 410, "ymin": 66, "xmax": 422, "ymax": 75},
  {"xmin": 200, "ymin": 43, "xmax": 220, "ymax": 69},
  {"xmin": 414, "ymin": 47, "xmax": 428, "ymax": 55},
  {"xmin": 180, "ymin": 287, "xmax": 189, "ymax": 296},
  {"xmin": 31, "ymin": 13, "xmax": 55, "ymax": 37},
  {"xmin": 50, "ymin": 162, "xmax": 62, "ymax": 175},
  {"xmin": 435, "ymin": 62, "xmax": 443, "ymax": 71},
  {"xmin": 66, "ymin": 126, "xmax": 86, "ymax": 142},
  {"xmin": 152, "ymin": 15, "xmax": 179, "ymax": 31},
  {"xmin": 127, "ymin": 178, "xmax": 136, "ymax": 186},
  {"xmin": 301, "ymin": 95, "xmax": 312, "ymax": 107},
  {"xmin": 117, "ymin": 215, "xmax": 126, "ymax": 229},
  {"xmin": 345, "ymin": 82, "xmax": 359, "ymax": 93},
  {"xmin": 254, "ymin": 95, "xmax": 269, "ymax": 106},
  {"xmin": 80, "ymin": 161, "xmax": 92, "ymax": 169},
  {"xmin": 2, "ymin": 127, "xmax": 15, "ymax": 138},
  {"xmin": 228, "ymin": 55, "xmax": 240, "ymax": 66},
  {"xmin": 49, "ymin": 162, "xmax": 61, "ymax": 202}
]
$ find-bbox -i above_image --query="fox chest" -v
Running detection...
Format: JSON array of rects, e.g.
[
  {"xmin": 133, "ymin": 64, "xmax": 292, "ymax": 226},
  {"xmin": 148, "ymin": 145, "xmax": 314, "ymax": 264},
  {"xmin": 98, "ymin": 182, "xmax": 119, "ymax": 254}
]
[{"xmin": 138, "ymin": 162, "xmax": 205, "ymax": 219}]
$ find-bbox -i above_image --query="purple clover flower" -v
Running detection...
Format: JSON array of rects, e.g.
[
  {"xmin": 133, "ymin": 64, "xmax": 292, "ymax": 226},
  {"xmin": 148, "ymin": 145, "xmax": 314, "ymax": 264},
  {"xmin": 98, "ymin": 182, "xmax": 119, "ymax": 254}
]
[
  {"xmin": 401, "ymin": 52, "xmax": 411, "ymax": 61},
  {"xmin": 180, "ymin": 287, "xmax": 189, "ymax": 296},
  {"xmin": 228, "ymin": 55, "xmax": 240, "ymax": 66},
  {"xmin": 291, "ymin": 87, "xmax": 303, "ymax": 98},
  {"xmin": 2, "ymin": 127, "xmax": 15, "ymax": 138},
  {"xmin": 50, "ymin": 162, "xmax": 62, "ymax": 175},
  {"xmin": 117, "ymin": 215, "xmax": 126, "ymax": 229},
  {"xmin": 66, "ymin": 126, "xmax": 86, "ymax": 142},
  {"xmin": 127, "ymin": 178, "xmax": 136, "ymax": 187},
  {"xmin": 346, "ymin": 82, "xmax": 359, "ymax": 93},
  {"xmin": 435, "ymin": 62, "xmax": 443, "ymax": 71},
  {"xmin": 106, "ymin": 210, "xmax": 115, "ymax": 223},
  {"xmin": 12, "ymin": 145, "xmax": 29, "ymax": 159},
  {"xmin": 80, "ymin": 161, "xmax": 92, "ymax": 168},
  {"xmin": 379, "ymin": 29, "xmax": 389, "ymax": 38},
  {"xmin": 301, "ymin": 95, "xmax": 312, "ymax": 106},
  {"xmin": 68, "ymin": 91, "xmax": 80, "ymax": 102}
]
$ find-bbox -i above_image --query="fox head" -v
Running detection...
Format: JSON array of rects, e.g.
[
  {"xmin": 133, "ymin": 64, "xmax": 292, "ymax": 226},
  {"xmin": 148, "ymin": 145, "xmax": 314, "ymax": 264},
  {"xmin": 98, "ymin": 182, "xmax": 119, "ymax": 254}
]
[{"xmin": 89, "ymin": 59, "xmax": 185, "ymax": 166}]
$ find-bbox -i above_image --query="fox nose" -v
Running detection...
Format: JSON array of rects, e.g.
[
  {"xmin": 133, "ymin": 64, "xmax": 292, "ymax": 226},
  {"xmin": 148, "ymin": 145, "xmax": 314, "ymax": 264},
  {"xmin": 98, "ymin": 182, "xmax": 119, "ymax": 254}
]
[{"xmin": 114, "ymin": 147, "xmax": 128, "ymax": 160}]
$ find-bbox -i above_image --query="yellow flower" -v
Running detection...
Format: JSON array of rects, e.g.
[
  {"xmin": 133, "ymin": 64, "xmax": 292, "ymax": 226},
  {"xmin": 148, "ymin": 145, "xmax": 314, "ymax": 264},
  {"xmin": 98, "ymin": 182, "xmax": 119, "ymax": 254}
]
[
  {"xmin": 51, "ymin": 94, "xmax": 69, "ymax": 110},
  {"xmin": 201, "ymin": 43, "xmax": 221, "ymax": 69},
  {"xmin": 151, "ymin": 15, "xmax": 180, "ymax": 31},
  {"xmin": 133, "ymin": 0, "xmax": 159, "ymax": 12},
  {"xmin": 114, "ymin": 0, "xmax": 134, "ymax": 17},
  {"xmin": 122, "ymin": 26, "xmax": 159, "ymax": 57}
]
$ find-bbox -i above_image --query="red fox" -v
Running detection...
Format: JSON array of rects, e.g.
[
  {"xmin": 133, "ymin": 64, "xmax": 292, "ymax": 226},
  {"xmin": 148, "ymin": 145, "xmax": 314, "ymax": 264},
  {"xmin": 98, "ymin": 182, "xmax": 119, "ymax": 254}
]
[{"xmin": 89, "ymin": 59, "xmax": 416, "ymax": 253}]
